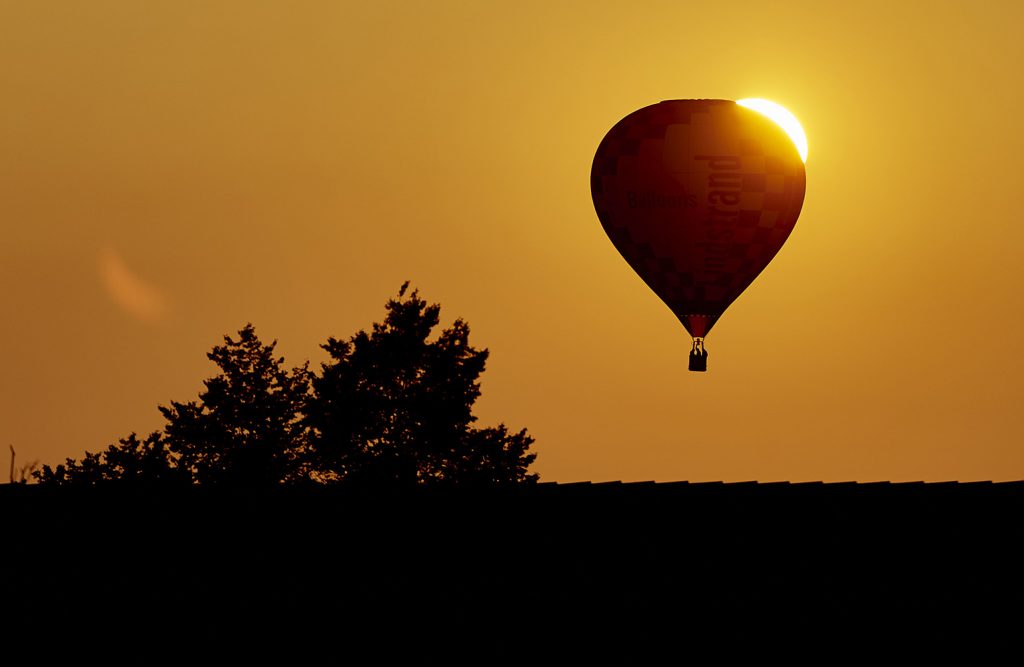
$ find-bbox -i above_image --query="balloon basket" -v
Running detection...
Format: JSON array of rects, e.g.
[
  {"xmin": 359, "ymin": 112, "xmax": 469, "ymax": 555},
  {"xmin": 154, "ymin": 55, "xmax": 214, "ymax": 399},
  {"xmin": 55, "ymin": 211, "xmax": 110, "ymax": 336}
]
[{"xmin": 688, "ymin": 339, "xmax": 708, "ymax": 373}]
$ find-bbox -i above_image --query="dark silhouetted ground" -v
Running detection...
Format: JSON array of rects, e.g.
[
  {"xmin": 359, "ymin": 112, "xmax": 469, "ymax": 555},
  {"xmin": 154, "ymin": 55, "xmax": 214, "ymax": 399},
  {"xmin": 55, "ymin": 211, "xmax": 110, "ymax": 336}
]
[{"xmin": 3, "ymin": 481, "xmax": 1021, "ymax": 659}]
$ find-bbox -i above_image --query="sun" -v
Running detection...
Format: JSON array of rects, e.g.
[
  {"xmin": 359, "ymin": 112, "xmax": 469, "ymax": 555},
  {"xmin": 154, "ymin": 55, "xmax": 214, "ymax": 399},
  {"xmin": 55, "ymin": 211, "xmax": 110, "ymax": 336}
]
[{"xmin": 736, "ymin": 98, "xmax": 808, "ymax": 163}]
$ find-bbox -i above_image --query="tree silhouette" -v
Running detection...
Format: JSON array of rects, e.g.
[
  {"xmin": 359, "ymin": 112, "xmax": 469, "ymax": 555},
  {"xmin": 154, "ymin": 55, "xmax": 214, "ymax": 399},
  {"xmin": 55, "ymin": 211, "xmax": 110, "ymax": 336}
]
[
  {"xmin": 35, "ymin": 432, "xmax": 184, "ymax": 486},
  {"xmin": 160, "ymin": 324, "xmax": 311, "ymax": 487},
  {"xmin": 306, "ymin": 282, "xmax": 538, "ymax": 486},
  {"xmin": 34, "ymin": 285, "xmax": 538, "ymax": 487}
]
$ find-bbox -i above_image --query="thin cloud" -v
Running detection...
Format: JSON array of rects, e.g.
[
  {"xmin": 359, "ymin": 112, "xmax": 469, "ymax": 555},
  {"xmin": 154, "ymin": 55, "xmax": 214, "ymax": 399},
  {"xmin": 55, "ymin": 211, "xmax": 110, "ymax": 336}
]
[{"xmin": 98, "ymin": 246, "xmax": 170, "ymax": 324}]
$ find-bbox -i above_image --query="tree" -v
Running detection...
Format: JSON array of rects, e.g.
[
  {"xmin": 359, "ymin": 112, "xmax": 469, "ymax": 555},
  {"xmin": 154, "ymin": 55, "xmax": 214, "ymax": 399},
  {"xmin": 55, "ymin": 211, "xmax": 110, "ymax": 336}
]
[
  {"xmin": 34, "ymin": 432, "xmax": 184, "ymax": 486},
  {"xmin": 159, "ymin": 324, "xmax": 311, "ymax": 486},
  {"xmin": 305, "ymin": 283, "xmax": 538, "ymax": 486},
  {"xmin": 34, "ymin": 286, "xmax": 539, "ymax": 487}
]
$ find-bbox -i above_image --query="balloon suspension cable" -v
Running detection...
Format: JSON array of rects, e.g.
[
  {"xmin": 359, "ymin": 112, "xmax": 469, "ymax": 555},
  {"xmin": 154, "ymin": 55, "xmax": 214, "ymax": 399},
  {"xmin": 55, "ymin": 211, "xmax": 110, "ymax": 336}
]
[{"xmin": 688, "ymin": 337, "xmax": 708, "ymax": 373}]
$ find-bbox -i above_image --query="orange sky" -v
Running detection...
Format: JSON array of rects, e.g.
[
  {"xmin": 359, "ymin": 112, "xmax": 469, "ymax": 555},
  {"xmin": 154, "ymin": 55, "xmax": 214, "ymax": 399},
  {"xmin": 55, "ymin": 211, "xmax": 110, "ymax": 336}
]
[{"xmin": 2, "ymin": 1, "xmax": 1022, "ymax": 482}]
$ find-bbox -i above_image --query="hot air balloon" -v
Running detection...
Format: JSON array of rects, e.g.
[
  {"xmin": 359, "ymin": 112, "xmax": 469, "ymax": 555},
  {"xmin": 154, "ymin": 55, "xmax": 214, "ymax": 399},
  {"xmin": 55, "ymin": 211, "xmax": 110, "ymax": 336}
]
[{"xmin": 590, "ymin": 99, "xmax": 807, "ymax": 372}]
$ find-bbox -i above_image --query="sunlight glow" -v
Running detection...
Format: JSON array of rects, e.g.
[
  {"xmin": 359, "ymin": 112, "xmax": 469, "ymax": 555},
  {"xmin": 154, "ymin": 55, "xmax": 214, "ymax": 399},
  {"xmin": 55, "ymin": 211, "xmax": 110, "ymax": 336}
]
[{"xmin": 736, "ymin": 98, "xmax": 808, "ymax": 163}]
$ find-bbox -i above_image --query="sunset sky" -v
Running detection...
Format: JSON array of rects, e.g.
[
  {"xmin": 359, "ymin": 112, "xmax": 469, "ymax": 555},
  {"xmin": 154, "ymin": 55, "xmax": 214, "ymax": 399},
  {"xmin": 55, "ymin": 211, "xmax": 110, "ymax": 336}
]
[{"xmin": 2, "ymin": 1, "xmax": 1022, "ymax": 482}]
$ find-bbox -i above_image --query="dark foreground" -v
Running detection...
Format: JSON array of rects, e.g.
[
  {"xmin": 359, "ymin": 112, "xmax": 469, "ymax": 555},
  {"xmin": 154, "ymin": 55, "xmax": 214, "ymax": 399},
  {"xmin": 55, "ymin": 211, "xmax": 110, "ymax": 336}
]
[{"xmin": 4, "ymin": 481, "xmax": 1023, "ymax": 658}]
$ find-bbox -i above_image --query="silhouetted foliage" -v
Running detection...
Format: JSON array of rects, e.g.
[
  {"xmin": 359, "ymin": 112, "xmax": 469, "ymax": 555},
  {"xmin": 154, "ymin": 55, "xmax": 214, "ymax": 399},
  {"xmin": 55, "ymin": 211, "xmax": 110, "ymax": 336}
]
[
  {"xmin": 35, "ymin": 432, "xmax": 184, "ymax": 486},
  {"xmin": 34, "ymin": 285, "xmax": 538, "ymax": 487},
  {"xmin": 8, "ymin": 445, "xmax": 39, "ymax": 484},
  {"xmin": 160, "ymin": 324, "xmax": 311, "ymax": 487},
  {"xmin": 306, "ymin": 282, "xmax": 538, "ymax": 486}
]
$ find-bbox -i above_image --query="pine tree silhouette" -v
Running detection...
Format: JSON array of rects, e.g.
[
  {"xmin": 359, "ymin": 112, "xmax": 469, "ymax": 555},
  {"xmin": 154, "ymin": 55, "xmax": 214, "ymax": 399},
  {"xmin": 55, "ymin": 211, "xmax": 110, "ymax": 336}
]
[{"xmin": 159, "ymin": 324, "xmax": 311, "ymax": 486}]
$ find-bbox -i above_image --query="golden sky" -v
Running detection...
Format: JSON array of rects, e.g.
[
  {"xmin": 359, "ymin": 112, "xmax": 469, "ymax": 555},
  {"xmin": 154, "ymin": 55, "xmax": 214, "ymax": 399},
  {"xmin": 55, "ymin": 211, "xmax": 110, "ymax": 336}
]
[{"xmin": 2, "ymin": 1, "xmax": 1022, "ymax": 482}]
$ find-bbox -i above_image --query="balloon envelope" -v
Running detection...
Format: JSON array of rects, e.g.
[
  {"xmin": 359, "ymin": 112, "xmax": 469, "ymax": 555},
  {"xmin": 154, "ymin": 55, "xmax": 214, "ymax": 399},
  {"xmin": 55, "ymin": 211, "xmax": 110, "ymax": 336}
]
[{"xmin": 591, "ymin": 99, "xmax": 806, "ymax": 339}]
